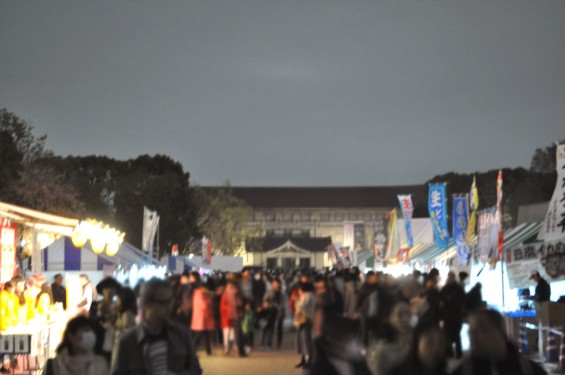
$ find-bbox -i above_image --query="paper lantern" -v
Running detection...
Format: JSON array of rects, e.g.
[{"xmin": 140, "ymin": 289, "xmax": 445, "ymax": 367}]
[
  {"xmin": 106, "ymin": 241, "xmax": 120, "ymax": 256},
  {"xmin": 90, "ymin": 238, "xmax": 105, "ymax": 254},
  {"xmin": 71, "ymin": 229, "xmax": 87, "ymax": 248}
]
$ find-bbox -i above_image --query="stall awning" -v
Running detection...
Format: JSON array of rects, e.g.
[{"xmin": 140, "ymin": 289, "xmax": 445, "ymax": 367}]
[
  {"xmin": 411, "ymin": 222, "xmax": 542, "ymax": 264},
  {"xmin": 42, "ymin": 236, "xmax": 160, "ymax": 271},
  {"xmin": 0, "ymin": 201, "xmax": 79, "ymax": 235}
]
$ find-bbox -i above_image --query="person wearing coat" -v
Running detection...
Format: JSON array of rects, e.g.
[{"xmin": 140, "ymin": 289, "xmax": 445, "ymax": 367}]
[{"xmin": 191, "ymin": 283, "xmax": 216, "ymax": 355}]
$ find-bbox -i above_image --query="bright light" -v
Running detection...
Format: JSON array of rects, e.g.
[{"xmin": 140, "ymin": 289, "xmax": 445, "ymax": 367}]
[{"xmin": 70, "ymin": 219, "xmax": 125, "ymax": 256}]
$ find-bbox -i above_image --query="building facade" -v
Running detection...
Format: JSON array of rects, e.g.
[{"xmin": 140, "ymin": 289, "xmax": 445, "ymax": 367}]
[{"xmin": 225, "ymin": 185, "xmax": 427, "ymax": 270}]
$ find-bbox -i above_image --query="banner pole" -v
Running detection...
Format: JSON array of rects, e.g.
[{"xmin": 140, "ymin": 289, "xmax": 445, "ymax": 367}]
[{"xmin": 501, "ymin": 253, "xmax": 505, "ymax": 308}]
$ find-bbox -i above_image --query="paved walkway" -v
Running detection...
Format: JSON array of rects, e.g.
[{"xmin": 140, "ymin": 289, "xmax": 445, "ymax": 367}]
[{"xmin": 198, "ymin": 328, "xmax": 304, "ymax": 375}]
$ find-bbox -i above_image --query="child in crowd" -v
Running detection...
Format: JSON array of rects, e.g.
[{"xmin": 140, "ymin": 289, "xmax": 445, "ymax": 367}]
[
  {"xmin": 256, "ymin": 299, "xmax": 277, "ymax": 350},
  {"xmin": 241, "ymin": 302, "xmax": 254, "ymax": 354}
]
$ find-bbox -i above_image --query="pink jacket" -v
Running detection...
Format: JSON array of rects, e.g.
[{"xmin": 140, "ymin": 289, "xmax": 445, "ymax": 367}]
[{"xmin": 191, "ymin": 287, "xmax": 215, "ymax": 331}]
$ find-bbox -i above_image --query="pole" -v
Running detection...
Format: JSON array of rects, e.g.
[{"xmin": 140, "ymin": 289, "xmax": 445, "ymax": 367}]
[{"xmin": 501, "ymin": 253, "xmax": 505, "ymax": 308}]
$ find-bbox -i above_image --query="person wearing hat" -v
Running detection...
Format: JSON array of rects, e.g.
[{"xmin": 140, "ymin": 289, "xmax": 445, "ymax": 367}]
[
  {"xmin": 529, "ymin": 271, "xmax": 551, "ymax": 358},
  {"xmin": 529, "ymin": 271, "xmax": 551, "ymax": 303}
]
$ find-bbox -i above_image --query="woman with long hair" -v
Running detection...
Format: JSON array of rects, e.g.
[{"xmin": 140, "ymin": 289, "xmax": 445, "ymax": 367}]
[
  {"xmin": 43, "ymin": 316, "xmax": 108, "ymax": 375},
  {"xmin": 110, "ymin": 287, "xmax": 138, "ymax": 368}
]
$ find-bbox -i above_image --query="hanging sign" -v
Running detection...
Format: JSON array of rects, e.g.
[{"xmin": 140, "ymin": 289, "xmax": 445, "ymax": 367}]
[{"xmin": 538, "ymin": 144, "xmax": 565, "ymax": 241}]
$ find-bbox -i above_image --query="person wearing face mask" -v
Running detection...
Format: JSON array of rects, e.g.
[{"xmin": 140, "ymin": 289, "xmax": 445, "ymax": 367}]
[{"xmin": 43, "ymin": 316, "xmax": 108, "ymax": 375}]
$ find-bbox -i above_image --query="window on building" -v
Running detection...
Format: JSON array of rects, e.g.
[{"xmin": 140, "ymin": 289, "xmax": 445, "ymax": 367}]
[
  {"xmin": 334, "ymin": 214, "xmax": 344, "ymax": 222},
  {"xmin": 282, "ymin": 213, "xmax": 292, "ymax": 222},
  {"xmin": 265, "ymin": 230, "xmax": 275, "ymax": 237},
  {"xmin": 283, "ymin": 229, "xmax": 292, "ymax": 237},
  {"xmin": 265, "ymin": 213, "xmax": 276, "ymax": 222},
  {"xmin": 320, "ymin": 213, "xmax": 331, "ymax": 222},
  {"xmin": 348, "ymin": 213, "xmax": 358, "ymax": 221},
  {"xmin": 299, "ymin": 258, "xmax": 311, "ymax": 269},
  {"xmin": 300, "ymin": 213, "xmax": 311, "ymax": 222},
  {"xmin": 266, "ymin": 258, "xmax": 278, "ymax": 269},
  {"xmin": 301, "ymin": 229, "xmax": 310, "ymax": 237},
  {"xmin": 282, "ymin": 257, "xmax": 295, "ymax": 270}
]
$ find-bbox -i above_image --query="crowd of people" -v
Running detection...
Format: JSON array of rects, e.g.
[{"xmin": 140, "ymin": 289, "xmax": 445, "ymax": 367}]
[{"xmin": 0, "ymin": 266, "xmax": 550, "ymax": 375}]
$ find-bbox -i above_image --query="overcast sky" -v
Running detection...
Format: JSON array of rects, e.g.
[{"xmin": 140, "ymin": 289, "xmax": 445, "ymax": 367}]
[{"xmin": 1, "ymin": 1, "xmax": 564, "ymax": 186}]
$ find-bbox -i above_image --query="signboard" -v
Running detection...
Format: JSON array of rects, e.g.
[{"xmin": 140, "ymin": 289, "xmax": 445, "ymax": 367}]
[
  {"xmin": 0, "ymin": 335, "xmax": 31, "ymax": 354},
  {"xmin": 538, "ymin": 144, "xmax": 565, "ymax": 241},
  {"xmin": 506, "ymin": 239, "xmax": 565, "ymax": 289},
  {"xmin": 0, "ymin": 223, "xmax": 16, "ymax": 283}
]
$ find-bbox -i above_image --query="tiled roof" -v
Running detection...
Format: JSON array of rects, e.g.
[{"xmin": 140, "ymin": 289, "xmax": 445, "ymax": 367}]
[
  {"xmin": 213, "ymin": 185, "xmax": 427, "ymax": 209},
  {"xmin": 245, "ymin": 236, "xmax": 333, "ymax": 253}
]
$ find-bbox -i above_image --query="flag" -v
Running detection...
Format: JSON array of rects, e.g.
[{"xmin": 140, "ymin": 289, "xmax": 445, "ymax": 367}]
[
  {"xmin": 496, "ymin": 170, "xmax": 504, "ymax": 254},
  {"xmin": 142, "ymin": 206, "xmax": 159, "ymax": 254},
  {"xmin": 538, "ymin": 144, "xmax": 565, "ymax": 241},
  {"xmin": 467, "ymin": 177, "xmax": 479, "ymax": 243},
  {"xmin": 453, "ymin": 195, "xmax": 470, "ymax": 266},
  {"xmin": 202, "ymin": 237, "xmax": 212, "ymax": 265},
  {"xmin": 373, "ymin": 215, "xmax": 388, "ymax": 267},
  {"xmin": 326, "ymin": 243, "xmax": 344, "ymax": 269},
  {"xmin": 476, "ymin": 208, "xmax": 496, "ymax": 263},
  {"xmin": 386, "ymin": 209, "xmax": 400, "ymax": 259},
  {"xmin": 428, "ymin": 183, "xmax": 450, "ymax": 249},
  {"xmin": 343, "ymin": 223, "xmax": 354, "ymax": 250},
  {"xmin": 397, "ymin": 194, "xmax": 414, "ymax": 248}
]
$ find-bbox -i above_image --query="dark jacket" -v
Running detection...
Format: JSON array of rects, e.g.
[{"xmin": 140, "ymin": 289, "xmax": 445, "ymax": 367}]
[
  {"xmin": 535, "ymin": 278, "xmax": 551, "ymax": 302},
  {"xmin": 439, "ymin": 282, "xmax": 466, "ymax": 322},
  {"xmin": 111, "ymin": 320, "xmax": 202, "ymax": 375},
  {"xmin": 452, "ymin": 342, "xmax": 547, "ymax": 375}
]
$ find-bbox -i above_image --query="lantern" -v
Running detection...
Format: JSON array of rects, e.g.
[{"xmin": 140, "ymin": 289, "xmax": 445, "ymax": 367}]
[
  {"xmin": 90, "ymin": 237, "xmax": 105, "ymax": 254},
  {"xmin": 106, "ymin": 241, "xmax": 120, "ymax": 256},
  {"xmin": 71, "ymin": 229, "xmax": 87, "ymax": 248}
]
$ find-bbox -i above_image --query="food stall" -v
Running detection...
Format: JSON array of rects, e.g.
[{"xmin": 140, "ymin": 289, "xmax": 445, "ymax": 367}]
[{"xmin": 0, "ymin": 201, "xmax": 125, "ymax": 373}]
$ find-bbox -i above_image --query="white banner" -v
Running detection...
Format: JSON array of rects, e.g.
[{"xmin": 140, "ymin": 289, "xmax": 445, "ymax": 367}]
[
  {"xmin": 506, "ymin": 239, "xmax": 565, "ymax": 289},
  {"xmin": 538, "ymin": 144, "xmax": 565, "ymax": 242},
  {"xmin": 142, "ymin": 206, "xmax": 159, "ymax": 253},
  {"xmin": 343, "ymin": 223, "xmax": 354, "ymax": 250}
]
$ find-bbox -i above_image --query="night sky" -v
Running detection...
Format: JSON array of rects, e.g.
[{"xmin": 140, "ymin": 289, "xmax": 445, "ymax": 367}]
[{"xmin": 1, "ymin": 1, "xmax": 564, "ymax": 186}]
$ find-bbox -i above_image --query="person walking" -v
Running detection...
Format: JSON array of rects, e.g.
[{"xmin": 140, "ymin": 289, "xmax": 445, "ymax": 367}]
[
  {"xmin": 263, "ymin": 278, "xmax": 287, "ymax": 349},
  {"xmin": 439, "ymin": 271, "xmax": 466, "ymax": 358},
  {"xmin": 294, "ymin": 281, "xmax": 315, "ymax": 369},
  {"xmin": 111, "ymin": 278, "xmax": 202, "ymax": 375},
  {"xmin": 191, "ymin": 280, "xmax": 215, "ymax": 356},
  {"xmin": 43, "ymin": 316, "xmax": 108, "ymax": 375},
  {"xmin": 452, "ymin": 309, "xmax": 547, "ymax": 375}
]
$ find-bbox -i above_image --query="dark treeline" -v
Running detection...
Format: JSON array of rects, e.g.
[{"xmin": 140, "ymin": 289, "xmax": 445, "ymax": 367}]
[{"xmin": 1, "ymin": 108, "xmax": 562, "ymax": 252}]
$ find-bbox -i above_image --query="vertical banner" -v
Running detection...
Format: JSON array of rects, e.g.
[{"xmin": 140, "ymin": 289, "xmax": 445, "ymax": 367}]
[
  {"xmin": 496, "ymin": 170, "xmax": 504, "ymax": 254},
  {"xmin": 343, "ymin": 223, "xmax": 354, "ymax": 251},
  {"xmin": 202, "ymin": 237, "xmax": 212, "ymax": 265},
  {"xmin": 397, "ymin": 195, "xmax": 414, "ymax": 248},
  {"xmin": 386, "ymin": 209, "xmax": 400, "ymax": 259},
  {"xmin": 142, "ymin": 206, "xmax": 160, "ymax": 253},
  {"xmin": 373, "ymin": 215, "xmax": 388, "ymax": 266},
  {"xmin": 453, "ymin": 195, "xmax": 470, "ymax": 266},
  {"xmin": 326, "ymin": 243, "xmax": 345, "ymax": 270},
  {"xmin": 352, "ymin": 223, "xmax": 365, "ymax": 266},
  {"xmin": 428, "ymin": 183, "xmax": 450, "ymax": 249},
  {"xmin": 467, "ymin": 177, "xmax": 479, "ymax": 243},
  {"xmin": 538, "ymin": 144, "xmax": 565, "ymax": 241},
  {"xmin": 0, "ymin": 222, "xmax": 17, "ymax": 283},
  {"xmin": 476, "ymin": 208, "xmax": 496, "ymax": 263}
]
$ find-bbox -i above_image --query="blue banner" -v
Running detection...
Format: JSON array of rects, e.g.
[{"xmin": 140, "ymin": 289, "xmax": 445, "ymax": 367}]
[
  {"xmin": 453, "ymin": 195, "xmax": 470, "ymax": 266},
  {"xmin": 428, "ymin": 183, "xmax": 450, "ymax": 249}
]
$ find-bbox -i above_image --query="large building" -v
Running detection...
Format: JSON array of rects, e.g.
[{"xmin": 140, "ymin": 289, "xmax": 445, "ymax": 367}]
[{"xmin": 226, "ymin": 185, "xmax": 428, "ymax": 270}]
